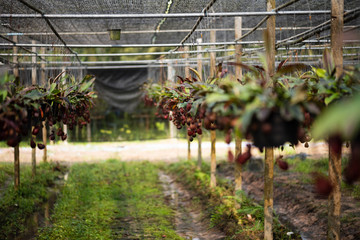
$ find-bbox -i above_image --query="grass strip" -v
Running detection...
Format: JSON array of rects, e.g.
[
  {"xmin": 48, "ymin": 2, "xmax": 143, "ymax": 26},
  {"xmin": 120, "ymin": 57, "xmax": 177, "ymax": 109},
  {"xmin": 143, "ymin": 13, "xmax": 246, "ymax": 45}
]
[
  {"xmin": 0, "ymin": 162, "xmax": 64, "ymax": 238},
  {"xmin": 39, "ymin": 160, "xmax": 183, "ymax": 240},
  {"xmin": 166, "ymin": 160, "xmax": 301, "ymax": 240}
]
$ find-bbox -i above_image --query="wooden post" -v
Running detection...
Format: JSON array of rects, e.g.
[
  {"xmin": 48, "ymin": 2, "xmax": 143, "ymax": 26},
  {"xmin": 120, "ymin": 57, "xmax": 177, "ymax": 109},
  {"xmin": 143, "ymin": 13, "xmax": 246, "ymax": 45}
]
[
  {"xmin": 31, "ymin": 40, "xmax": 37, "ymax": 177},
  {"xmin": 41, "ymin": 47, "xmax": 47, "ymax": 162},
  {"xmin": 61, "ymin": 67, "xmax": 68, "ymax": 144},
  {"xmin": 328, "ymin": 1, "xmax": 344, "ymax": 239},
  {"xmin": 13, "ymin": 35, "xmax": 20, "ymax": 190},
  {"xmin": 197, "ymin": 38, "xmax": 203, "ymax": 169},
  {"xmin": 167, "ymin": 61, "xmax": 177, "ymax": 139},
  {"xmin": 264, "ymin": 1, "xmax": 276, "ymax": 239},
  {"xmin": 87, "ymin": 124, "xmax": 91, "ymax": 142},
  {"xmin": 210, "ymin": 30, "xmax": 217, "ymax": 188},
  {"xmin": 184, "ymin": 46, "xmax": 191, "ymax": 160},
  {"xmin": 234, "ymin": 17, "xmax": 243, "ymax": 196}
]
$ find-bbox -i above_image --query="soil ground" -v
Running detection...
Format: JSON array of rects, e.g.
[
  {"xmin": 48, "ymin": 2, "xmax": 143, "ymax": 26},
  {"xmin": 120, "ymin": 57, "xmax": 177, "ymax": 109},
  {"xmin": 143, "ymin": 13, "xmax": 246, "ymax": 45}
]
[
  {"xmin": 217, "ymin": 163, "xmax": 360, "ymax": 240},
  {"xmin": 0, "ymin": 139, "xmax": 357, "ymax": 240}
]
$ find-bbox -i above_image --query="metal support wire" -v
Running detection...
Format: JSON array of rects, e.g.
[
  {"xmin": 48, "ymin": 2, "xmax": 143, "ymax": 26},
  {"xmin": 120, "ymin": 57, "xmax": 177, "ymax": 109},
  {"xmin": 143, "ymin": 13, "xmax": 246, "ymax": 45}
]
[
  {"xmin": 235, "ymin": 0, "xmax": 300, "ymax": 42},
  {"xmin": 17, "ymin": 0, "xmax": 82, "ymax": 65},
  {"xmin": 276, "ymin": 7, "xmax": 360, "ymax": 48},
  {"xmin": 0, "ymin": 10, "xmax": 333, "ymax": 19},
  {"xmin": 172, "ymin": 0, "xmax": 218, "ymax": 52}
]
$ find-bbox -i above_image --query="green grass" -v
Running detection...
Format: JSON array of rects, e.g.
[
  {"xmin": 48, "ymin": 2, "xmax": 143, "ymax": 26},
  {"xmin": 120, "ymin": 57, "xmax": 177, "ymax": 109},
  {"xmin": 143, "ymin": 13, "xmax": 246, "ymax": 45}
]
[
  {"xmin": 0, "ymin": 162, "xmax": 64, "ymax": 239},
  {"xmin": 0, "ymin": 162, "xmax": 13, "ymax": 185},
  {"xmin": 39, "ymin": 160, "xmax": 183, "ymax": 240},
  {"xmin": 166, "ymin": 160, "xmax": 301, "ymax": 240}
]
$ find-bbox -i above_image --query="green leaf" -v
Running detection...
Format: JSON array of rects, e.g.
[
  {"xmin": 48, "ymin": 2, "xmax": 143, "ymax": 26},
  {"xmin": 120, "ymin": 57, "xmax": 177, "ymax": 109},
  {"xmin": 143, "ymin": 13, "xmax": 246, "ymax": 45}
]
[
  {"xmin": 315, "ymin": 68, "xmax": 327, "ymax": 79},
  {"xmin": 80, "ymin": 77, "xmax": 95, "ymax": 92},
  {"xmin": 206, "ymin": 93, "xmax": 230, "ymax": 104},
  {"xmin": 324, "ymin": 93, "xmax": 340, "ymax": 105},
  {"xmin": 189, "ymin": 98, "xmax": 203, "ymax": 116},
  {"xmin": 0, "ymin": 89, "xmax": 7, "ymax": 102},
  {"xmin": 49, "ymin": 83, "xmax": 57, "ymax": 93},
  {"xmin": 312, "ymin": 94, "xmax": 360, "ymax": 140},
  {"xmin": 24, "ymin": 89, "xmax": 45, "ymax": 100}
]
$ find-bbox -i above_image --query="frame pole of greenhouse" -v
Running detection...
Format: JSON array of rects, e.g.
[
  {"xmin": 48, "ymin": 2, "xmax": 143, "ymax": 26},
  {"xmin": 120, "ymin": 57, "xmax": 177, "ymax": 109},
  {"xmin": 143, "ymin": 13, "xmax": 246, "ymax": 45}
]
[
  {"xmin": 264, "ymin": 0, "xmax": 276, "ymax": 239},
  {"xmin": 2, "ymin": 39, "xmax": 349, "ymax": 48},
  {"xmin": 234, "ymin": 17, "xmax": 243, "ymax": 200},
  {"xmin": 184, "ymin": 46, "xmax": 192, "ymax": 161},
  {"xmin": 31, "ymin": 40, "xmax": 37, "ymax": 178},
  {"xmin": 209, "ymin": 30, "xmax": 217, "ymax": 189},
  {"xmin": 328, "ymin": 1, "xmax": 344, "ymax": 239},
  {"xmin": 0, "ymin": 11, "xmax": 333, "ymax": 19},
  {"xmin": 41, "ymin": 47, "xmax": 48, "ymax": 163},
  {"xmin": 197, "ymin": 38, "xmax": 203, "ymax": 169},
  {"xmin": 13, "ymin": 35, "xmax": 20, "ymax": 191}
]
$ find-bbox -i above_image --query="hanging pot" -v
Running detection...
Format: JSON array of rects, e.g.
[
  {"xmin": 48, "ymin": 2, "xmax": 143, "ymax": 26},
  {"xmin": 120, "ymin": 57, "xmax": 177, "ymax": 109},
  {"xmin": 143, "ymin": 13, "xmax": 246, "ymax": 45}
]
[{"xmin": 248, "ymin": 111, "xmax": 299, "ymax": 149}]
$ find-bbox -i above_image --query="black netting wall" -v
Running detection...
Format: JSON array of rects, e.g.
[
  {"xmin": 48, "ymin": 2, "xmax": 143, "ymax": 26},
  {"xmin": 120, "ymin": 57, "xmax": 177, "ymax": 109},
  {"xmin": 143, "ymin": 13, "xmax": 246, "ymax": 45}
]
[{"xmin": 87, "ymin": 68, "xmax": 148, "ymax": 112}]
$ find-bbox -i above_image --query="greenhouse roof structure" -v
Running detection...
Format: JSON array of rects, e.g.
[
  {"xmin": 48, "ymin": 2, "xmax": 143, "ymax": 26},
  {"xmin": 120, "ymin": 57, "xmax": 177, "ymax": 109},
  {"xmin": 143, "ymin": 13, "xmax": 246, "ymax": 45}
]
[{"xmin": 0, "ymin": 0, "xmax": 359, "ymax": 70}]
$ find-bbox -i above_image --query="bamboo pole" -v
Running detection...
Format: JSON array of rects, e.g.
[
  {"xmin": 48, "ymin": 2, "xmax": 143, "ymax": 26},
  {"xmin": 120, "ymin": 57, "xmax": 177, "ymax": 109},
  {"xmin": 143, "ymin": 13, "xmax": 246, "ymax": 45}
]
[
  {"xmin": 328, "ymin": 1, "xmax": 344, "ymax": 240},
  {"xmin": 264, "ymin": 0, "xmax": 276, "ymax": 239},
  {"xmin": 41, "ymin": 47, "xmax": 47, "ymax": 162},
  {"xmin": 184, "ymin": 46, "xmax": 191, "ymax": 161},
  {"xmin": 210, "ymin": 30, "xmax": 217, "ymax": 188},
  {"xmin": 31, "ymin": 40, "xmax": 37, "ymax": 177},
  {"xmin": 234, "ymin": 17, "xmax": 243, "ymax": 197},
  {"xmin": 13, "ymin": 35, "xmax": 20, "ymax": 190},
  {"xmin": 167, "ymin": 62, "xmax": 177, "ymax": 139},
  {"xmin": 197, "ymin": 38, "xmax": 203, "ymax": 169}
]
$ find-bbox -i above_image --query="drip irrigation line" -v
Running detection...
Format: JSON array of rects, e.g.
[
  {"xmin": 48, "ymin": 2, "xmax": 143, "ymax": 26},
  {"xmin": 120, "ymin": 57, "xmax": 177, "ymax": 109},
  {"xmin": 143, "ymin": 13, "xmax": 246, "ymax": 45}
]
[
  {"xmin": 0, "ymin": 34, "xmax": 48, "ymax": 62},
  {"xmin": 17, "ymin": 0, "xmax": 82, "ymax": 65},
  {"xmin": 172, "ymin": 0, "xmax": 218, "ymax": 52},
  {"xmin": 235, "ymin": 0, "xmax": 300, "ymax": 42}
]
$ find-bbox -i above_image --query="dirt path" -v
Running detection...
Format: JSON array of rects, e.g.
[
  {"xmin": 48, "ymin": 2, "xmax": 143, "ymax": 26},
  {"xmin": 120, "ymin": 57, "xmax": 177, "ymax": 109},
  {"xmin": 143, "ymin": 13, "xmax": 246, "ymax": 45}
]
[
  {"xmin": 0, "ymin": 139, "xmax": 339, "ymax": 164},
  {"xmin": 217, "ymin": 164, "xmax": 360, "ymax": 240},
  {"xmin": 159, "ymin": 171, "xmax": 226, "ymax": 240}
]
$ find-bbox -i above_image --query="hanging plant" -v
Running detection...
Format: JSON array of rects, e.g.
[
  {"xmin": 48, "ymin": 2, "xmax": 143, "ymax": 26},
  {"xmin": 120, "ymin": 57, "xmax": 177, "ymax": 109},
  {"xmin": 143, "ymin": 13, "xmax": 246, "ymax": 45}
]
[{"xmin": 0, "ymin": 72, "xmax": 96, "ymax": 147}]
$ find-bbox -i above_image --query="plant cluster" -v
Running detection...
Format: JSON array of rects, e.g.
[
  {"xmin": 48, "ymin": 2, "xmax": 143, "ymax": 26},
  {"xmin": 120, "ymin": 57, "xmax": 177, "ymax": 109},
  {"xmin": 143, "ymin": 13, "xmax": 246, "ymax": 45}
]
[
  {"xmin": 145, "ymin": 51, "xmax": 360, "ymax": 187},
  {"xmin": 0, "ymin": 72, "xmax": 96, "ymax": 149}
]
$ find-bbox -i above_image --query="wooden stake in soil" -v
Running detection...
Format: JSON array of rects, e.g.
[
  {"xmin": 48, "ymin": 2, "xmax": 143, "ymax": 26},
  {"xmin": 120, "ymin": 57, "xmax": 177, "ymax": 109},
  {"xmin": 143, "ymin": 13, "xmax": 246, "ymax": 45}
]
[
  {"xmin": 184, "ymin": 46, "xmax": 191, "ymax": 161},
  {"xmin": 328, "ymin": 1, "xmax": 344, "ymax": 239},
  {"xmin": 210, "ymin": 130, "xmax": 217, "ymax": 188},
  {"xmin": 31, "ymin": 40, "xmax": 37, "ymax": 177},
  {"xmin": 13, "ymin": 35, "xmax": 20, "ymax": 190},
  {"xmin": 41, "ymin": 47, "xmax": 47, "ymax": 162},
  {"xmin": 234, "ymin": 17, "xmax": 243, "ymax": 196},
  {"xmin": 264, "ymin": 0, "xmax": 276, "ymax": 239},
  {"xmin": 31, "ymin": 127, "xmax": 37, "ymax": 178},
  {"xmin": 14, "ymin": 145, "xmax": 20, "ymax": 190},
  {"xmin": 210, "ymin": 30, "xmax": 217, "ymax": 188},
  {"xmin": 197, "ymin": 38, "xmax": 203, "ymax": 169}
]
